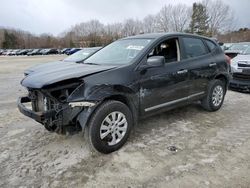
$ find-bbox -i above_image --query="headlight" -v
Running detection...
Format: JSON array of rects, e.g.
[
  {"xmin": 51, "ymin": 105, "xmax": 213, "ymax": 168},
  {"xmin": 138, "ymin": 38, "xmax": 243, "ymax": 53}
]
[{"xmin": 231, "ymin": 59, "xmax": 237, "ymax": 66}]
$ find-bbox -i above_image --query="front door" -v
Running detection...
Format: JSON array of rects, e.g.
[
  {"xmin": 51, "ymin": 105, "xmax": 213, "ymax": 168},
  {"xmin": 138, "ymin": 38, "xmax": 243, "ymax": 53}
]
[{"xmin": 138, "ymin": 37, "xmax": 191, "ymax": 116}]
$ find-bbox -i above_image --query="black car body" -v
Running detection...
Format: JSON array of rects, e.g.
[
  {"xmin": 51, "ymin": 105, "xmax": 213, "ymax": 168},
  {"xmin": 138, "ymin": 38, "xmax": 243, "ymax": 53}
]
[{"xmin": 18, "ymin": 33, "xmax": 230, "ymax": 153}]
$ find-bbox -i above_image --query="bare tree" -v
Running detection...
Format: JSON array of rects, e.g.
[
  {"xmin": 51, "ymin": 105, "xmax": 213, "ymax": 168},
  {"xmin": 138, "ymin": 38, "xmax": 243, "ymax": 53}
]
[
  {"xmin": 142, "ymin": 15, "xmax": 159, "ymax": 33},
  {"xmin": 203, "ymin": 0, "xmax": 235, "ymax": 36},
  {"xmin": 170, "ymin": 4, "xmax": 192, "ymax": 32},
  {"xmin": 157, "ymin": 4, "xmax": 191, "ymax": 32},
  {"xmin": 105, "ymin": 23, "xmax": 123, "ymax": 38},
  {"xmin": 122, "ymin": 19, "xmax": 143, "ymax": 36},
  {"xmin": 157, "ymin": 5, "xmax": 171, "ymax": 32}
]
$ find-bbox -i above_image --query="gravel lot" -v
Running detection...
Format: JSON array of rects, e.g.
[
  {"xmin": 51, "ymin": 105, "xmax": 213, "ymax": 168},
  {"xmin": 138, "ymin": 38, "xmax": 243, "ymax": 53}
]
[{"xmin": 0, "ymin": 55, "xmax": 250, "ymax": 188}]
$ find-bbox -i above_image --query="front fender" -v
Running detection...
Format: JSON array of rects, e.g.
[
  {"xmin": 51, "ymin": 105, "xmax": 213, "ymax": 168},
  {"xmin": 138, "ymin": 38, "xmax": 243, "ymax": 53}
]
[
  {"xmin": 67, "ymin": 83, "xmax": 136, "ymax": 102},
  {"xmin": 68, "ymin": 83, "xmax": 139, "ymax": 129}
]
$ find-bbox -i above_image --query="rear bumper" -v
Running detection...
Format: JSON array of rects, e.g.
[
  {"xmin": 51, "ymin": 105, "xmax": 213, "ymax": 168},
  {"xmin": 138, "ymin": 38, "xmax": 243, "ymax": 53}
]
[{"xmin": 17, "ymin": 96, "xmax": 56, "ymax": 123}]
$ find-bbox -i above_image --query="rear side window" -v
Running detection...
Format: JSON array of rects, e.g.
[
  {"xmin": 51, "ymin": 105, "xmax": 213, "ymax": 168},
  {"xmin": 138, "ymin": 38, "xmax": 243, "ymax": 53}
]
[
  {"xmin": 182, "ymin": 37, "xmax": 208, "ymax": 59},
  {"xmin": 205, "ymin": 40, "xmax": 216, "ymax": 51}
]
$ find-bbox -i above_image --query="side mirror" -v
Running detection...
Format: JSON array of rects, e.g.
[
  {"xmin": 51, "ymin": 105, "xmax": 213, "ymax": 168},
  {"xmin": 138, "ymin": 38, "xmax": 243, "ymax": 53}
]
[{"xmin": 140, "ymin": 56, "xmax": 165, "ymax": 70}]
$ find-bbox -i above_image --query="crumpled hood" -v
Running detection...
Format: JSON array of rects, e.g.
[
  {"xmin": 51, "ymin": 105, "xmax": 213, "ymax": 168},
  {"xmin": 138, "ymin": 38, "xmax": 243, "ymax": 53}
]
[
  {"xmin": 24, "ymin": 61, "xmax": 75, "ymax": 75},
  {"xmin": 21, "ymin": 63, "xmax": 117, "ymax": 89}
]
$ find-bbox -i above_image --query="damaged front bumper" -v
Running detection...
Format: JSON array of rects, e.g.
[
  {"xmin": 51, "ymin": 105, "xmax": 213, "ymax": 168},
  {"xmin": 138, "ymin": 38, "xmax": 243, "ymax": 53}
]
[
  {"xmin": 18, "ymin": 95, "xmax": 97, "ymax": 134},
  {"xmin": 18, "ymin": 96, "xmax": 56, "ymax": 123}
]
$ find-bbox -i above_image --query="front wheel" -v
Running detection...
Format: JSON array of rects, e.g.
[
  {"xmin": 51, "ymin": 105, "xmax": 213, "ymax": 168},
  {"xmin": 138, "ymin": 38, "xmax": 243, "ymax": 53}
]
[
  {"xmin": 85, "ymin": 100, "xmax": 133, "ymax": 154},
  {"xmin": 201, "ymin": 79, "xmax": 226, "ymax": 112}
]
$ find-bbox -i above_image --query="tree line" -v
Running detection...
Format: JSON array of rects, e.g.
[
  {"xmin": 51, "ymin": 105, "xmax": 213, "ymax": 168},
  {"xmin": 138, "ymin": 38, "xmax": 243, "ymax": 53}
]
[{"xmin": 0, "ymin": 0, "xmax": 245, "ymax": 49}]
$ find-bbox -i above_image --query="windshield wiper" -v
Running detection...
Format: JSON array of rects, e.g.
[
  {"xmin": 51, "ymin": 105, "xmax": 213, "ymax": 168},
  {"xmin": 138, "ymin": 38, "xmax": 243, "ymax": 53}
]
[{"xmin": 84, "ymin": 62, "xmax": 100, "ymax": 65}]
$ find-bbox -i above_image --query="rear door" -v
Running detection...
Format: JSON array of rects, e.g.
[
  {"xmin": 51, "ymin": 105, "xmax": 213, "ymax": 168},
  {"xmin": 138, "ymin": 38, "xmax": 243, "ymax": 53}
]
[{"xmin": 179, "ymin": 37, "xmax": 217, "ymax": 98}]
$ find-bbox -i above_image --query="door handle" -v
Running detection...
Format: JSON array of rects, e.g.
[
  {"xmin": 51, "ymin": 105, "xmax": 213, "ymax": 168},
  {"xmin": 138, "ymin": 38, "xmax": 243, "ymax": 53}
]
[
  {"xmin": 177, "ymin": 69, "xmax": 188, "ymax": 74},
  {"xmin": 209, "ymin": 63, "xmax": 217, "ymax": 67}
]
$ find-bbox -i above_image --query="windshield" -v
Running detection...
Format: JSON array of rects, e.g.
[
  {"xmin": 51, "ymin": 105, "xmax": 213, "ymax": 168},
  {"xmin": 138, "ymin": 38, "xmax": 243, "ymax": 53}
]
[
  {"xmin": 85, "ymin": 39, "xmax": 152, "ymax": 65},
  {"xmin": 243, "ymin": 47, "xmax": 250, "ymax": 55},
  {"xmin": 229, "ymin": 44, "xmax": 250, "ymax": 51},
  {"xmin": 64, "ymin": 48, "xmax": 100, "ymax": 62}
]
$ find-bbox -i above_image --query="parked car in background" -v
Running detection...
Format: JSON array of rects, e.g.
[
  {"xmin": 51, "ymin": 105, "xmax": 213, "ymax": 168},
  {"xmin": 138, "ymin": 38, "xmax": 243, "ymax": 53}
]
[
  {"xmin": 18, "ymin": 33, "xmax": 230, "ymax": 153},
  {"xmin": 221, "ymin": 43, "xmax": 234, "ymax": 51},
  {"xmin": 24, "ymin": 47, "xmax": 102, "ymax": 75},
  {"xmin": 16, "ymin": 49, "xmax": 26, "ymax": 56},
  {"xmin": 66, "ymin": 48, "xmax": 82, "ymax": 55},
  {"xmin": 37, "ymin": 49, "xmax": 47, "ymax": 55},
  {"xmin": 9, "ymin": 49, "xmax": 21, "ymax": 56},
  {"xmin": 61, "ymin": 48, "xmax": 71, "ymax": 54},
  {"xmin": 0, "ymin": 49, "xmax": 5, "ymax": 55},
  {"xmin": 225, "ymin": 42, "xmax": 250, "ymax": 59},
  {"xmin": 2, "ymin": 49, "xmax": 12, "ymax": 55},
  {"xmin": 230, "ymin": 46, "xmax": 250, "ymax": 91},
  {"xmin": 27, "ymin": 49, "xmax": 42, "ymax": 56},
  {"xmin": 40, "ymin": 48, "xmax": 59, "ymax": 55},
  {"xmin": 16, "ymin": 49, "xmax": 32, "ymax": 56}
]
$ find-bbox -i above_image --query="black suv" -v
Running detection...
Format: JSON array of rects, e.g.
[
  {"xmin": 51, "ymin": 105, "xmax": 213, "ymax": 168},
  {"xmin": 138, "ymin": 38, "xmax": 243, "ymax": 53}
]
[{"xmin": 18, "ymin": 33, "xmax": 230, "ymax": 153}]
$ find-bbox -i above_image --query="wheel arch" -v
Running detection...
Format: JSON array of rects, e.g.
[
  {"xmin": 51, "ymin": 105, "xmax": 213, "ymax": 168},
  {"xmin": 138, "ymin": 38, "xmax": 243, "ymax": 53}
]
[
  {"xmin": 103, "ymin": 94, "xmax": 138, "ymax": 127},
  {"xmin": 76, "ymin": 86, "xmax": 139, "ymax": 131},
  {"xmin": 214, "ymin": 73, "xmax": 229, "ymax": 89}
]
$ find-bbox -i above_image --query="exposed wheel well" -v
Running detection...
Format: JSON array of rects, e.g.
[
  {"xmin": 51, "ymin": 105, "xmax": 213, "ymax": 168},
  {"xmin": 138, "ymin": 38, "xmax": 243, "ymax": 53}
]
[
  {"xmin": 105, "ymin": 95, "xmax": 129, "ymax": 107},
  {"xmin": 215, "ymin": 74, "xmax": 228, "ymax": 89},
  {"xmin": 104, "ymin": 95, "xmax": 138, "ymax": 126}
]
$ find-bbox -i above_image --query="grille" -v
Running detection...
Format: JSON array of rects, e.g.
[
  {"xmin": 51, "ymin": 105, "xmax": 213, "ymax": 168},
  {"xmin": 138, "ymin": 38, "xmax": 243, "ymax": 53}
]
[
  {"xmin": 233, "ymin": 73, "xmax": 250, "ymax": 81},
  {"xmin": 238, "ymin": 63, "xmax": 250, "ymax": 68}
]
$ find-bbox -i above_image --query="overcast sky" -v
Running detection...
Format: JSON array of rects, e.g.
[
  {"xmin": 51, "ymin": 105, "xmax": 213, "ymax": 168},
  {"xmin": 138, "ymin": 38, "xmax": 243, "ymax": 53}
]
[{"xmin": 0, "ymin": 0, "xmax": 249, "ymax": 36}]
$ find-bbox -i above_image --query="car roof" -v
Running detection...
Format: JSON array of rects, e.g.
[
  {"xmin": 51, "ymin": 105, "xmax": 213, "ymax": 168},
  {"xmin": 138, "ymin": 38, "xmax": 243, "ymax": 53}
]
[{"xmin": 124, "ymin": 32, "xmax": 212, "ymax": 40}]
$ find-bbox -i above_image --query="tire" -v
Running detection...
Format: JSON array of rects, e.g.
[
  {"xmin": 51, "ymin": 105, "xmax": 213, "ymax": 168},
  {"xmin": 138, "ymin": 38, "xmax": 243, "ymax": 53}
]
[
  {"xmin": 85, "ymin": 100, "xmax": 133, "ymax": 154},
  {"xmin": 201, "ymin": 79, "xmax": 226, "ymax": 112}
]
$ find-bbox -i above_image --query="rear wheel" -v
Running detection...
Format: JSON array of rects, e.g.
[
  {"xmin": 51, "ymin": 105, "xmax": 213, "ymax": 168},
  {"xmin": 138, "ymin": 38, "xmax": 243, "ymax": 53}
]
[
  {"xmin": 201, "ymin": 79, "xmax": 226, "ymax": 111},
  {"xmin": 85, "ymin": 100, "xmax": 133, "ymax": 154}
]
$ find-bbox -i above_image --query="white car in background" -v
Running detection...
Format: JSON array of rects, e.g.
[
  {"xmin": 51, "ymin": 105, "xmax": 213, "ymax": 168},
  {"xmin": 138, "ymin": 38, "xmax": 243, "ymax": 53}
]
[
  {"xmin": 225, "ymin": 42, "xmax": 250, "ymax": 59},
  {"xmin": 230, "ymin": 46, "xmax": 250, "ymax": 91}
]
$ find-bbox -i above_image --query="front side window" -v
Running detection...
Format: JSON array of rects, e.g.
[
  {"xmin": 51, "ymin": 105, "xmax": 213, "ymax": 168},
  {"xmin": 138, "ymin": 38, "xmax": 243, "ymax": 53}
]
[
  {"xmin": 147, "ymin": 38, "xmax": 180, "ymax": 63},
  {"xmin": 182, "ymin": 37, "xmax": 208, "ymax": 59},
  {"xmin": 85, "ymin": 39, "xmax": 152, "ymax": 65}
]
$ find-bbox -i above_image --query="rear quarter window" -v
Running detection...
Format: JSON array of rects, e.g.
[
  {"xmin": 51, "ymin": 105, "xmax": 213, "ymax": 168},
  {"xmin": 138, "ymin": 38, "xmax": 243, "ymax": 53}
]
[
  {"xmin": 205, "ymin": 40, "xmax": 217, "ymax": 51},
  {"xmin": 182, "ymin": 37, "xmax": 208, "ymax": 59}
]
